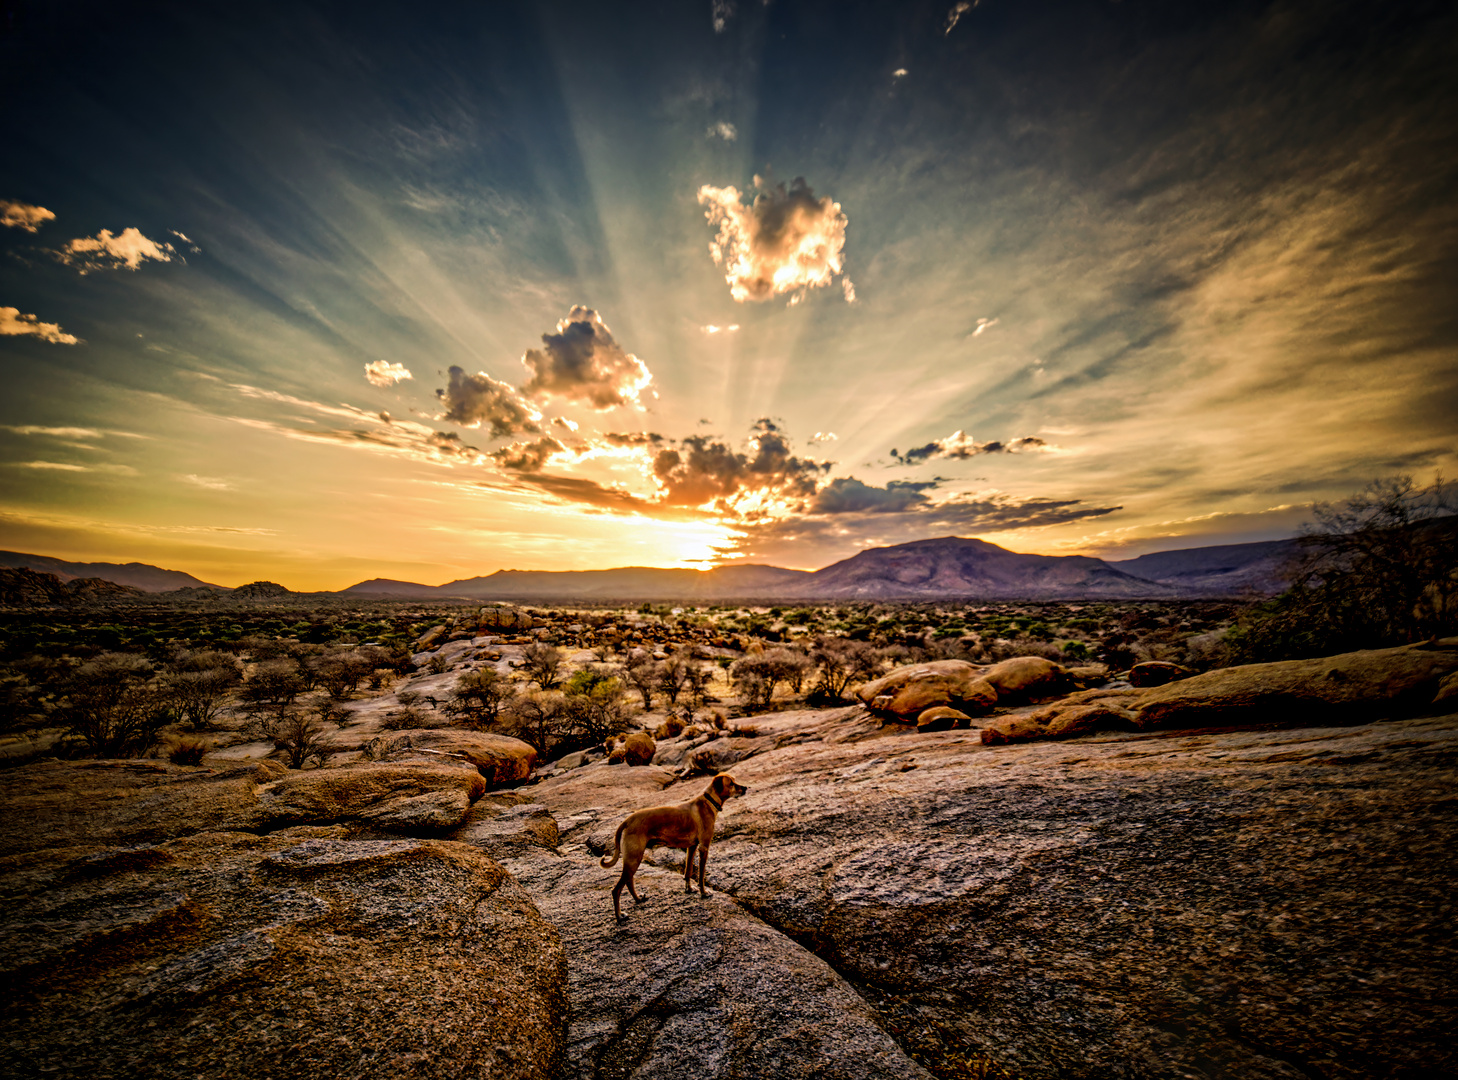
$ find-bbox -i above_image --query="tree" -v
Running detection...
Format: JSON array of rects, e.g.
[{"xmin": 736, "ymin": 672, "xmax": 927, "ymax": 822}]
[
  {"xmin": 450, "ymin": 668, "xmax": 518, "ymax": 728},
  {"xmin": 562, "ymin": 669, "xmax": 634, "ymax": 746},
  {"xmin": 656, "ymin": 655, "xmax": 691, "ymax": 705},
  {"xmin": 164, "ymin": 649, "xmax": 242, "ymax": 730},
  {"xmin": 1231, "ymin": 475, "xmax": 1458, "ymax": 660},
  {"xmin": 502, "ymin": 690, "xmax": 570, "ymax": 756},
  {"xmin": 62, "ymin": 653, "xmax": 170, "ymax": 757},
  {"xmin": 242, "ymin": 658, "xmax": 305, "ymax": 719},
  {"xmin": 616, "ymin": 654, "xmax": 658, "ymax": 709},
  {"xmin": 265, "ymin": 708, "xmax": 334, "ymax": 769},
  {"xmin": 520, "ymin": 642, "xmax": 565, "ymax": 690}
]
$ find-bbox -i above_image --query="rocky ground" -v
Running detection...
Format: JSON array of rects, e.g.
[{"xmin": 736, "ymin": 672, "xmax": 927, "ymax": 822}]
[{"xmin": 3, "ymin": 642, "xmax": 1457, "ymax": 1079}]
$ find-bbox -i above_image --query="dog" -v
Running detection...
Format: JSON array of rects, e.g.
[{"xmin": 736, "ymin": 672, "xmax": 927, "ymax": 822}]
[{"xmin": 599, "ymin": 772, "xmax": 748, "ymax": 921}]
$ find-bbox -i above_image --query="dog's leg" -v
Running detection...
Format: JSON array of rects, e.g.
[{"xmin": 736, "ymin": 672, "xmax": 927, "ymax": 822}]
[
  {"xmin": 683, "ymin": 841, "xmax": 698, "ymax": 892},
  {"xmin": 697, "ymin": 841, "xmax": 711, "ymax": 897}
]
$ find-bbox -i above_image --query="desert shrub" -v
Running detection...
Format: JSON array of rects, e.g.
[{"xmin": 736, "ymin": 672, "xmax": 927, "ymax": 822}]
[
  {"xmin": 164, "ymin": 650, "xmax": 242, "ymax": 730},
  {"xmin": 449, "ymin": 668, "xmax": 517, "ymax": 728},
  {"xmin": 655, "ymin": 716, "xmax": 685, "ymax": 740},
  {"xmin": 426, "ymin": 652, "xmax": 450, "ymax": 675},
  {"xmin": 1059, "ymin": 641, "xmax": 1091, "ymax": 661},
  {"xmin": 167, "ymin": 736, "xmax": 209, "ymax": 766},
  {"xmin": 263, "ymin": 709, "xmax": 333, "ymax": 769},
  {"xmin": 61, "ymin": 653, "xmax": 172, "ymax": 757},
  {"xmin": 520, "ymin": 642, "xmax": 565, "ymax": 689},
  {"xmin": 381, "ymin": 708, "xmax": 421, "ymax": 731},
  {"xmin": 562, "ymin": 670, "xmax": 633, "ymax": 747},
  {"xmin": 242, "ymin": 658, "xmax": 305, "ymax": 718}
]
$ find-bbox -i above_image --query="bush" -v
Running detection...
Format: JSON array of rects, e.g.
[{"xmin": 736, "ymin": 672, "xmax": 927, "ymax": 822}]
[{"xmin": 167, "ymin": 736, "xmax": 209, "ymax": 766}]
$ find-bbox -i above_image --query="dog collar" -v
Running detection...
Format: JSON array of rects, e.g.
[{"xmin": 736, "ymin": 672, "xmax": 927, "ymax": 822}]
[{"xmin": 704, "ymin": 791, "xmax": 723, "ymax": 811}]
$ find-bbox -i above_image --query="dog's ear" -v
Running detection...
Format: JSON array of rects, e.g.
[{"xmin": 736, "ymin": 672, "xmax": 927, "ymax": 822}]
[{"xmin": 711, "ymin": 773, "xmax": 729, "ymax": 797}]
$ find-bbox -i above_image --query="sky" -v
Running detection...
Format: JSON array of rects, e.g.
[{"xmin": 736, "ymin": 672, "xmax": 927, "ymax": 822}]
[{"xmin": 1, "ymin": 0, "xmax": 1454, "ymax": 590}]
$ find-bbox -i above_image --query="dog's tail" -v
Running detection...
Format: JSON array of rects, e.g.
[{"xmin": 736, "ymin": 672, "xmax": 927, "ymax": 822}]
[{"xmin": 599, "ymin": 820, "xmax": 626, "ymax": 868}]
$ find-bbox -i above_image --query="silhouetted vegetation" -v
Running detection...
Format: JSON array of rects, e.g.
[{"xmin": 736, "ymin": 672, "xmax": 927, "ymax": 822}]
[{"xmin": 1230, "ymin": 476, "xmax": 1456, "ymax": 661}]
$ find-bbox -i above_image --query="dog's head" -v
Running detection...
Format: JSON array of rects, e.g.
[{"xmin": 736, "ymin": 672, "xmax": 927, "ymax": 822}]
[{"xmin": 709, "ymin": 772, "xmax": 748, "ymax": 802}]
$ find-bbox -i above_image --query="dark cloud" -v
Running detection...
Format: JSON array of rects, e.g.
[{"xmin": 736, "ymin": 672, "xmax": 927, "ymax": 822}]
[
  {"xmin": 651, "ymin": 418, "xmax": 832, "ymax": 509},
  {"xmin": 492, "ymin": 435, "xmax": 567, "ymax": 473},
  {"xmin": 602, "ymin": 431, "xmax": 667, "ymax": 448},
  {"xmin": 436, "ymin": 366, "xmax": 541, "ymax": 437},
  {"xmin": 808, "ymin": 478, "xmax": 938, "ymax": 514},
  {"xmin": 891, "ymin": 433, "xmax": 1050, "ymax": 466},
  {"xmin": 520, "ymin": 306, "xmax": 652, "ymax": 410}
]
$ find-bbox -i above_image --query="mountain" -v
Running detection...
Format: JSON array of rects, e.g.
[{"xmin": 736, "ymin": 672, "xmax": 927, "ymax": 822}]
[
  {"xmin": 1110, "ymin": 539, "xmax": 1300, "ymax": 595},
  {"xmin": 791, "ymin": 536, "xmax": 1170, "ymax": 599},
  {"xmin": 0, "ymin": 567, "xmax": 145, "ymax": 606},
  {"xmin": 438, "ymin": 563, "xmax": 814, "ymax": 601},
  {"xmin": 0, "ymin": 551, "xmax": 223, "ymax": 592},
  {"xmin": 339, "ymin": 578, "xmax": 461, "ymax": 598}
]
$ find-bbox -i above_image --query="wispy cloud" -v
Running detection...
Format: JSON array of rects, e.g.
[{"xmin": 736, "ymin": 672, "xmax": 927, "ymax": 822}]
[
  {"xmin": 0, "ymin": 199, "xmax": 55, "ymax": 233},
  {"xmin": 711, "ymin": 0, "xmax": 735, "ymax": 33},
  {"xmin": 700, "ymin": 323, "xmax": 740, "ymax": 334},
  {"xmin": 54, "ymin": 227, "xmax": 178, "ymax": 274},
  {"xmin": 706, "ymin": 121, "xmax": 737, "ymax": 141},
  {"xmin": 182, "ymin": 474, "xmax": 235, "ymax": 490},
  {"xmin": 0, "ymin": 424, "xmax": 103, "ymax": 440},
  {"xmin": 0, "ymin": 306, "xmax": 79, "ymax": 344},
  {"xmin": 12, "ymin": 461, "xmax": 137, "ymax": 475},
  {"xmin": 698, "ymin": 177, "xmax": 852, "ymax": 305},
  {"xmin": 971, "ymin": 317, "xmax": 998, "ymax": 337},
  {"xmin": 364, "ymin": 360, "xmax": 412, "ymax": 387},
  {"xmin": 520, "ymin": 307, "xmax": 653, "ymax": 410},
  {"xmin": 944, "ymin": 1, "xmax": 974, "ymax": 35}
]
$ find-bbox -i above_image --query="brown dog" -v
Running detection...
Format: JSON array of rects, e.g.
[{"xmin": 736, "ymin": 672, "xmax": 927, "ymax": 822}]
[{"xmin": 599, "ymin": 772, "xmax": 748, "ymax": 921}]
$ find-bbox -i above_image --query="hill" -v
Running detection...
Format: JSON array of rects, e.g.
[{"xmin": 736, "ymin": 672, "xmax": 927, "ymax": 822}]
[
  {"xmin": 1109, "ymin": 539, "xmax": 1299, "ymax": 594},
  {"xmin": 792, "ymin": 536, "xmax": 1169, "ymax": 599},
  {"xmin": 0, "ymin": 551, "xmax": 223, "ymax": 592}
]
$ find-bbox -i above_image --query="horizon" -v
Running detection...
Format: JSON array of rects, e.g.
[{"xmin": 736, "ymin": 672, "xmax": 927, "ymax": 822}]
[{"xmin": 2, "ymin": 1, "xmax": 1454, "ymax": 592}]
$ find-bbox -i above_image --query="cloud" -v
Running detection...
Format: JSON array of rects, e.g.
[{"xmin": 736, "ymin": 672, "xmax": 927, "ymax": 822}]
[
  {"xmin": 971, "ymin": 317, "xmax": 998, "ymax": 337},
  {"xmin": 891, "ymin": 432, "xmax": 1052, "ymax": 466},
  {"xmin": 808, "ymin": 478, "xmax": 939, "ymax": 514},
  {"xmin": 711, "ymin": 0, "xmax": 735, "ymax": 33},
  {"xmin": 700, "ymin": 323, "xmax": 739, "ymax": 334},
  {"xmin": 650, "ymin": 419, "xmax": 832, "ymax": 511},
  {"xmin": 436, "ymin": 365, "xmax": 543, "ymax": 436},
  {"xmin": 0, "ymin": 306, "xmax": 79, "ymax": 344},
  {"xmin": 810, "ymin": 431, "xmax": 838, "ymax": 444},
  {"xmin": 364, "ymin": 360, "xmax": 413, "ymax": 387},
  {"xmin": 492, "ymin": 435, "xmax": 568, "ymax": 473},
  {"xmin": 0, "ymin": 424, "xmax": 102, "ymax": 439},
  {"xmin": 520, "ymin": 307, "xmax": 653, "ymax": 410},
  {"xmin": 602, "ymin": 431, "xmax": 667, "ymax": 448},
  {"xmin": 944, "ymin": 1, "xmax": 974, "ymax": 35},
  {"xmin": 697, "ymin": 177, "xmax": 851, "ymax": 304},
  {"xmin": 229, "ymin": 411, "xmax": 489, "ymax": 468},
  {"xmin": 182, "ymin": 474, "xmax": 235, "ymax": 490},
  {"xmin": 0, "ymin": 200, "xmax": 55, "ymax": 233},
  {"xmin": 706, "ymin": 121, "xmax": 738, "ymax": 142},
  {"xmin": 54, "ymin": 228, "xmax": 177, "ymax": 273},
  {"xmin": 12, "ymin": 461, "xmax": 136, "ymax": 475}
]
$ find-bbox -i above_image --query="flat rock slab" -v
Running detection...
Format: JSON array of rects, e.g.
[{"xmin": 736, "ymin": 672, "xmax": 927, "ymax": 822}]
[
  {"xmin": 0, "ymin": 833, "xmax": 566, "ymax": 1080},
  {"xmin": 498, "ymin": 847, "xmax": 932, "ymax": 1080},
  {"xmin": 525, "ymin": 711, "xmax": 1458, "ymax": 1079}
]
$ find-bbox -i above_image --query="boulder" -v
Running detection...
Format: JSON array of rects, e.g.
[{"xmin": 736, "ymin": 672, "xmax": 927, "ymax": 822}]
[
  {"xmin": 1135, "ymin": 640, "xmax": 1458, "ymax": 730},
  {"xmin": 414, "ymin": 623, "xmax": 448, "ymax": 650},
  {"xmin": 365, "ymin": 728, "xmax": 538, "ymax": 788},
  {"xmin": 1042, "ymin": 703, "xmax": 1139, "ymax": 738},
  {"xmin": 622, "ymin": 731, "xmax": 656, "ymax": 766},
  {"xmin": 0, "ymin": 833, "xmax": 567, "ymax": 1080},
  {"xmin": 916, "ymin": 706, "xmax": 972, "ymax": 732},
  {"xmin": 979, "ymin": 656, "xmax": 1069, "ymax": 702},
  {"xmin": 855, "ymin": 660, "xmax": 998, "ymax": 720},
  {"xmin": 1129, "ymin": 660, "xmax": 1194, "ymax": 687},
  {"xmin": 979, "ymin": 715, "xmax": 1049, "ymax": 744},
  {"xmin": 255, "ymin": 761, "xmax": 487, "ymax": 832},
  {"xmin": 1434, "ymin": 671, "xmax": 1458, "ymax": 707}
]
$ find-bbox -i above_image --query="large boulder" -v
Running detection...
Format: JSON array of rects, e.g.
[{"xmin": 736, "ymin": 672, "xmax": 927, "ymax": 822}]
[
  {"xmin": 0, "ymin": 759, "xmax": 492, "ymax": 859},
  {"xmin": 1129, "ymin": 660, "xmax": 1194, "ymax": 687},
  {"xmin": 916, "ymin": 706, "xmax": 973, "ymax": 732},
  {"xmin": 1135, "ymin": 640, "xmax": 1458, "ymax": 730},
  {"xmin": 363, "ymin": 728, "xmax": 537, "ymax": 788},
  {"xmin": 0, "ymin": 833, "xmax": 566, "ymax": 1080},
  {"xmin": 621, "ymin": 731, "xmax": 656, "ymax": 766},
  {"xmin": 978, "ymin": 655, "xmax": 1069, "ymax": 702},
  {"xmin": 856, "ymin": 660, "xmax": 998, "ymax": 720}
]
